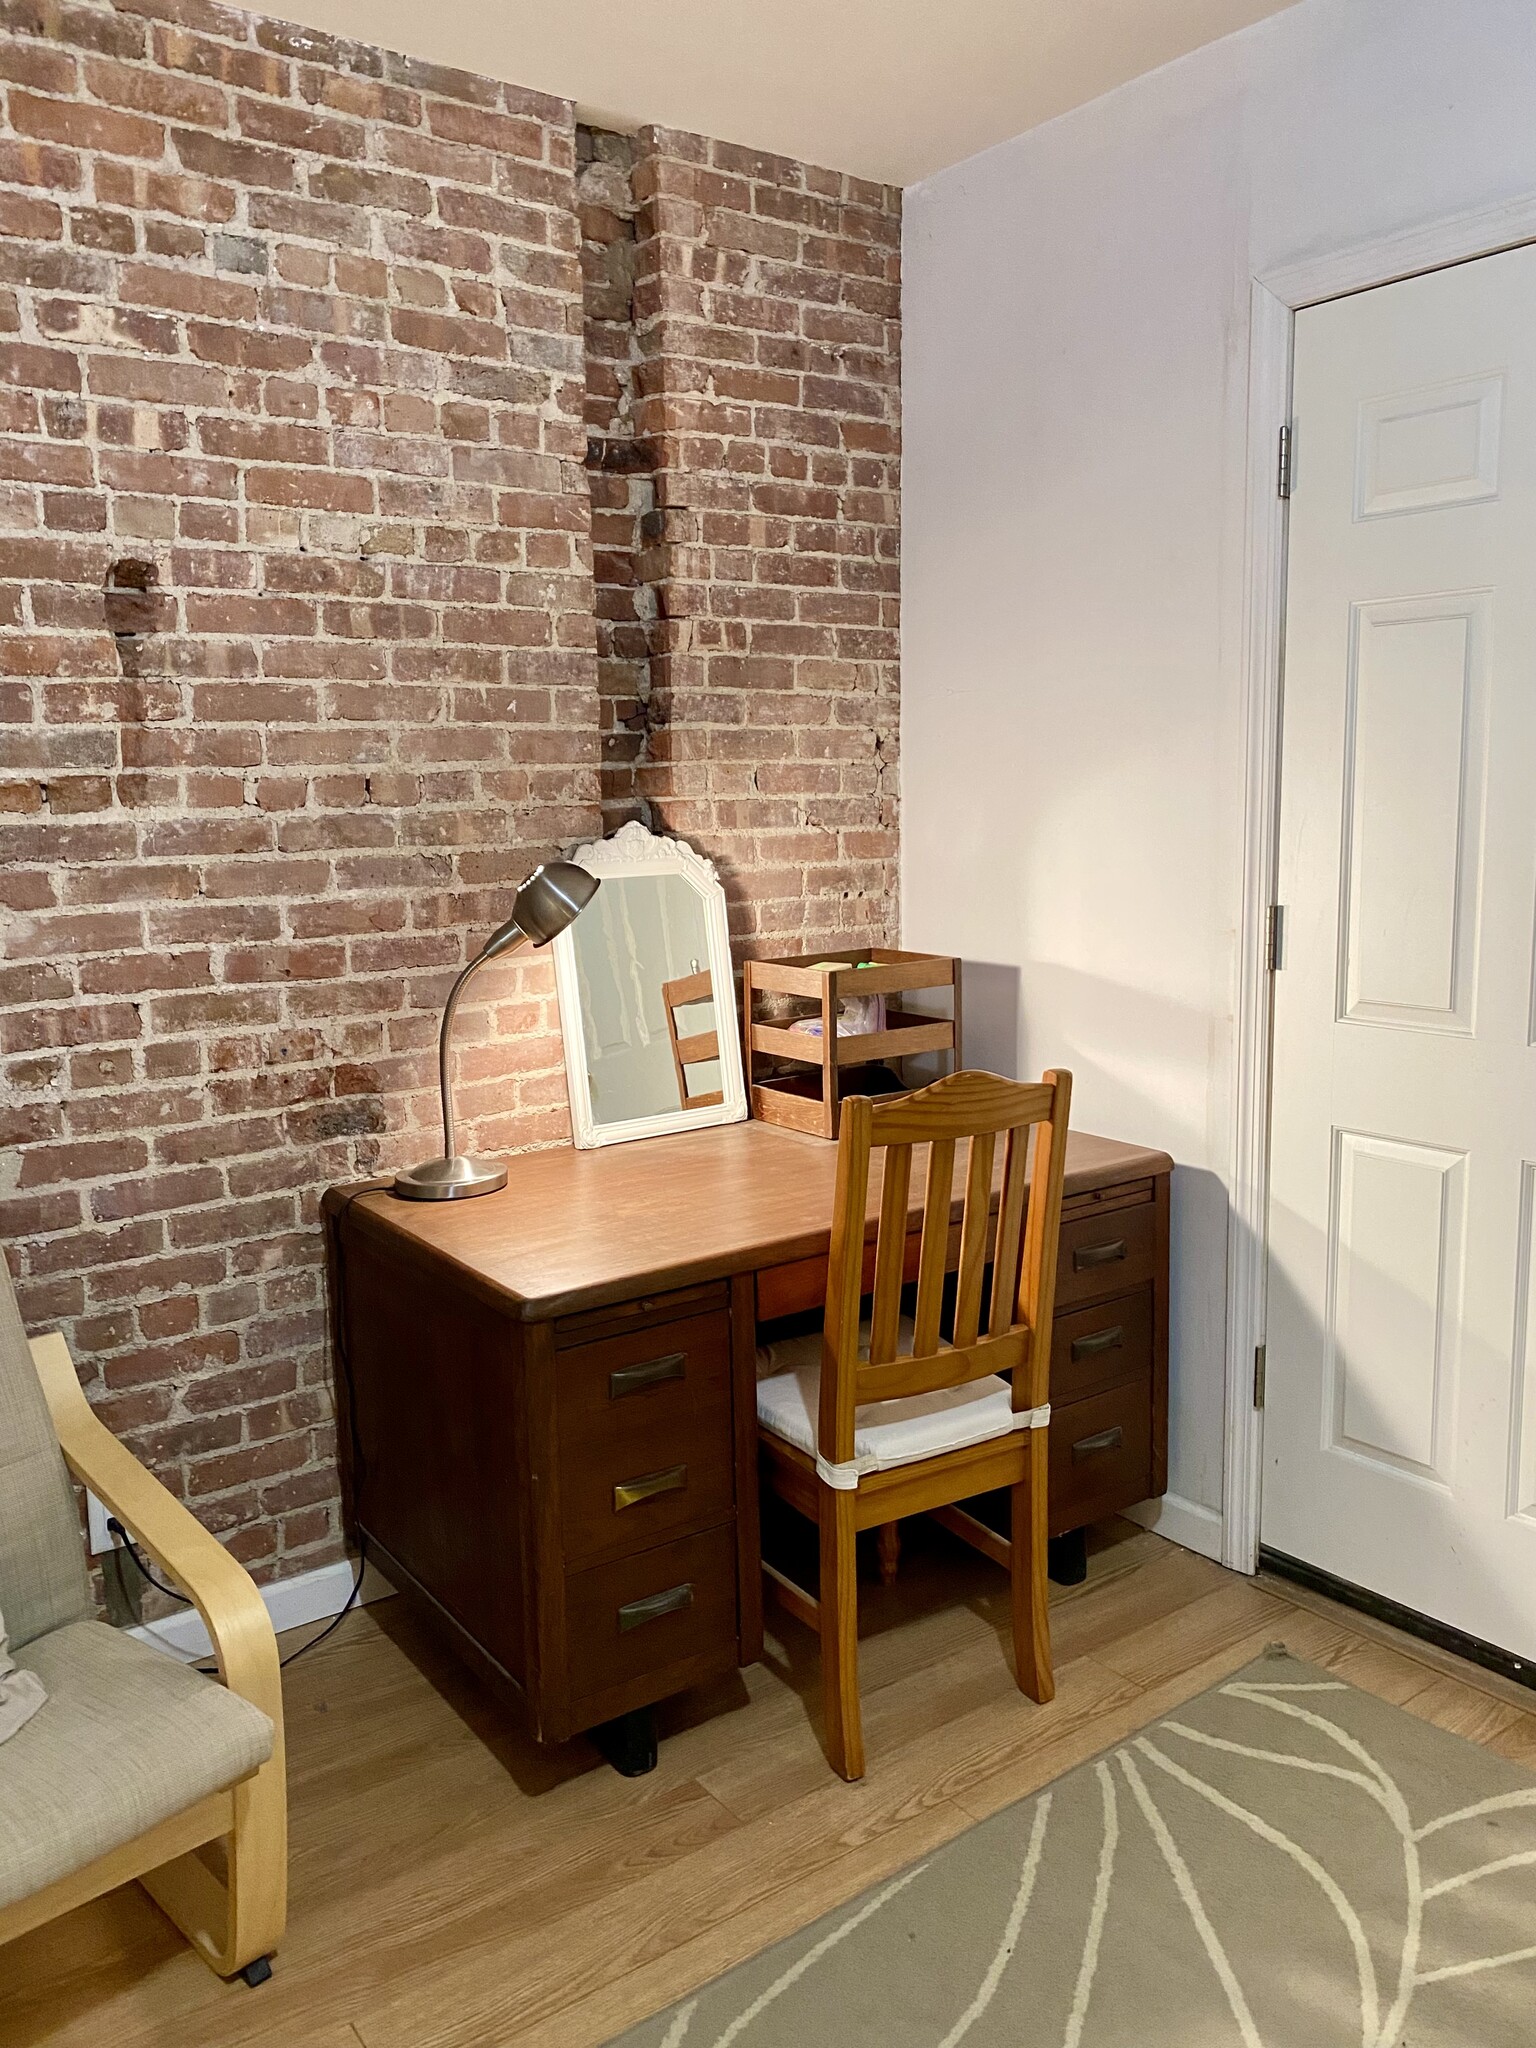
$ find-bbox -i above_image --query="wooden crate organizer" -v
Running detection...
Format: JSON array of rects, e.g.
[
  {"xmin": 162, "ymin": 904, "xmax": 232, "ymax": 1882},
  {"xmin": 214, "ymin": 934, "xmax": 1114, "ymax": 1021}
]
[{"xmin": 742, "ymin": 947, "xmax": 961, "ymax": 1139}]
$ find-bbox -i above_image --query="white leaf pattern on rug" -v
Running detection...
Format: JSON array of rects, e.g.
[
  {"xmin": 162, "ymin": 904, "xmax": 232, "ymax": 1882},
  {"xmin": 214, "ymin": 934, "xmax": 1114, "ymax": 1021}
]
[{"xmin": 607, "ymin": 1653, "xmax": 1536, "ymax": 2048}]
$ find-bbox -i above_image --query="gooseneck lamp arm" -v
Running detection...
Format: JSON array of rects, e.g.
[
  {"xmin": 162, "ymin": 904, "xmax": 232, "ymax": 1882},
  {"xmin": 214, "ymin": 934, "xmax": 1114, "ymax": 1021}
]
[
  {"xmin": 433, "ymin": 931, "xmax": 526, "ymax": 1162},
  {"xmin": 393, "ymin": 860, "xmax": 600, "ymax": 1203}
]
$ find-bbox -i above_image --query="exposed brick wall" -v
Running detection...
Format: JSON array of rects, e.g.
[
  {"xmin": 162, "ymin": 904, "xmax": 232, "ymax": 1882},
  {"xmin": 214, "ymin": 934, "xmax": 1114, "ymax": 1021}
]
[
  {"xmin": 631, "ymin": 128, "xmax": 901, "ymax": 960},
  {"xmin": 0, "ymin": 12, "xmax": 900, "ymax": 1597},
  {"xmin": 0, "ymin": 0, "xmax": 598, "ymax": 1584}
]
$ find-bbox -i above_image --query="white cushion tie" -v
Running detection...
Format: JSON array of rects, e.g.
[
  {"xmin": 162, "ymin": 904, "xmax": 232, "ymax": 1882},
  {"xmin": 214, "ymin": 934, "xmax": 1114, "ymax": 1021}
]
[{"xmin": 811, "ymin": 1402, "xmax": 1050, "ymax": 1491}]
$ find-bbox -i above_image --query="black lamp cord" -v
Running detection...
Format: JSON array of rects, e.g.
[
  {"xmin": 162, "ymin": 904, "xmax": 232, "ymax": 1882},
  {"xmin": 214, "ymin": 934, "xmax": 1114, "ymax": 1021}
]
[{"xmin": 109, "ymin": 1179, "xmax": 389, "ymax": 1676}]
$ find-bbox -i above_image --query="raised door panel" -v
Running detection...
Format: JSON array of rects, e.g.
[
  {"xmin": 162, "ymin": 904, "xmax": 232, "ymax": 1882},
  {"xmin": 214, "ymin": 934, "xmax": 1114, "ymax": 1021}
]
[
  {"xmin": 1327, "ymin": 1131, "xmax": 1465, "ymax": 1482},
  {"xmin": 1354, "ymin": 373, "xmax": 1504, "ymax": 519},
  {"xmin": 1340, "ymin": 595, "xmax": 1487, "ymax": 1032},
  {"xmin": 1511, "ymin": 1163, "xmax": 1536, "ymax": 1523}
]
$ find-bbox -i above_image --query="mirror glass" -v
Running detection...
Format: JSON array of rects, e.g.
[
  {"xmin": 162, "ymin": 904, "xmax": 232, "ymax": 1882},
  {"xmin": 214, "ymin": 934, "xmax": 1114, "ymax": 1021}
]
[
  {"xmin": 572, "ymin": 873, "xmax": 719, "ymax": 1125},
  {"xmin": 552, "ymin": 823, "xmax": 747, "ymax": 1148}
]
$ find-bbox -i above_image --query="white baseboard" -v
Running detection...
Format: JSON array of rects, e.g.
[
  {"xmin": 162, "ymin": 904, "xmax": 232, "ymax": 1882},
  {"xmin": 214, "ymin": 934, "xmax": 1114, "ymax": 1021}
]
[
  {"xmin": 129, "ymin": 1555, "xmax": 393, "ymax": 1663},
  {"xmin": 1124, "ymin": 1491, "xmax": 1226, "ymax": 1563}
]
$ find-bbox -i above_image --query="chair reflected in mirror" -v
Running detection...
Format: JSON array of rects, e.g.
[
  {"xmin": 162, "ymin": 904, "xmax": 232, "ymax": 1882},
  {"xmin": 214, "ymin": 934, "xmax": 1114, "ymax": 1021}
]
[{"xmin": 662, "ymin": 969, "xmax": 724, "ymax": 1110}]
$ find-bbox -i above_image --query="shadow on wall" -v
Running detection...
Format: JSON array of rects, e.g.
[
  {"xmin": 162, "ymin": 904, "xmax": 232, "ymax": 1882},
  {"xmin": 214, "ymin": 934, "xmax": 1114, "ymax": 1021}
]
[
  {"xmin": 958, "ymin": 960, "xmax": 1021, "ymax": 1076},
  {"xmin": 960, "ymin": 953, "xmax": 1231, "ymax": 1516}
]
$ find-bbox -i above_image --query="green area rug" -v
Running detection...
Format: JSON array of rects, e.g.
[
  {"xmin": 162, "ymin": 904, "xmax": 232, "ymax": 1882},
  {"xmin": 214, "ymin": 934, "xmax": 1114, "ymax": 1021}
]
[{"xmin": 608, "ymin": 1648, "xmax": 1536, "ymax": 2047}]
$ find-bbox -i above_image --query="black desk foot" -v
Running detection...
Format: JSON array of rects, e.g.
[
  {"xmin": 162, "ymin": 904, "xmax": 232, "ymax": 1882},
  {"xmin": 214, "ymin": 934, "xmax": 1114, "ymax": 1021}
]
[
  {"xmin": 590, "ymin": 1706, "xmax": 658, "ymax": 1776},
  {"xmin": 1048, "ymin": 1529, "xmax": 1088, "ymax": 1586},
  {"xmin": 239, "ymin": 1956, "xmax": 274, "ymax": 1988}
]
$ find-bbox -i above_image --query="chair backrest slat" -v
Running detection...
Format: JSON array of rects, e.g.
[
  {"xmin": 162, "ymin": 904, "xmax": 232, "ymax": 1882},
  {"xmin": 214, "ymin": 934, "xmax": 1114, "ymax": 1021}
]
[
  {"xmin": 910, "ymin": 1137, "xmax": 955, "ymax": 1356},
  {"xmin": 824, "ymin": 1069, "xmax": 1073, "ymax": 1450},
  {"xmin": 951, "ymin": 1130, "xmax": 995, "ymax": 1349},
  {"xmin": 867, "ymin": 1144, "xmax": 911, "ymax": 1367},
  {"xmin": 860, "ymin": 1327, "xmax": 1028, "ymax": 1404}
]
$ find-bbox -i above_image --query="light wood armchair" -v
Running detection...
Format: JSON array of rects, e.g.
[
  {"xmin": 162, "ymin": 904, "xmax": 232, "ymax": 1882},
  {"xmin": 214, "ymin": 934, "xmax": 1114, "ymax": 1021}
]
[
  {"xmin": 757, "ymin": 1067, "xmax": 1072, "ymax": 1780},
  {"xmin": 0, "ymin": 1328, "xmax": 286, "ymax": 1984}
]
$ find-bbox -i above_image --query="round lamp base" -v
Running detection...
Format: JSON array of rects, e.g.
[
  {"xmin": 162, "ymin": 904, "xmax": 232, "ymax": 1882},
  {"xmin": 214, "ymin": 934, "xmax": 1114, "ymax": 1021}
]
[{"xmin": 392, "ymin": 1155, "xmax": 508, "ymax": 1202}]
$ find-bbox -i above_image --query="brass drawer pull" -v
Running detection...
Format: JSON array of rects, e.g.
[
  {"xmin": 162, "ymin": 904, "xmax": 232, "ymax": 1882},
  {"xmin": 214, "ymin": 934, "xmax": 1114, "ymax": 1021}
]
[
  {"xmin": 1071, "ymin": 1425, "xmax": 1124, "ymax": 1463},
  {"xmin": 617, "ymin": 1581, "xmax": 694, "ymax": 1632},
  {"xmin": 1073, "ymin": 1238, "xmax": 1127, "ymax": 1271},
  {"xmin": 613, "ymin": 1464, "xmax": 687, "ymax": 1512},
  {"xmin": 609, "ymin": 1351, "xmax": 685, "ymax": 1400},
  {"xmin": 1070, "ymin": 1324, "xmax": 1125, "ymax": 1361}
]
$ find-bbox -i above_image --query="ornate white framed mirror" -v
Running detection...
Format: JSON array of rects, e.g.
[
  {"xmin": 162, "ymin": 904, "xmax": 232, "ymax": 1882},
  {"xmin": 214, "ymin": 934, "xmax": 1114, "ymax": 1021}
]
[{"xmin": 551, "ymin": 821, "xmax": 748, "ymax": 1149}]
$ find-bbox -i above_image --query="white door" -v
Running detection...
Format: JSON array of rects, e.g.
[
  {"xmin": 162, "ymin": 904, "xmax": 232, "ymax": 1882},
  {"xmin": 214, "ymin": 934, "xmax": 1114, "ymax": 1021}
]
[{"xmin": 1263, "ymin": 244, "xmax": 1536, "ymax": 1662}]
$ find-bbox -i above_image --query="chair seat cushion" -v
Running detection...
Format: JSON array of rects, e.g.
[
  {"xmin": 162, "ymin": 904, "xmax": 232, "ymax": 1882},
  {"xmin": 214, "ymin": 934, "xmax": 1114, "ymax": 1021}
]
[
  {"xmin": 756, "ymin": 1324, "xmax": 1025, "ymax": 1485},
  {"xmin": 0, "ymin": 1619, "xmax": 274, "ymax": 1910}
]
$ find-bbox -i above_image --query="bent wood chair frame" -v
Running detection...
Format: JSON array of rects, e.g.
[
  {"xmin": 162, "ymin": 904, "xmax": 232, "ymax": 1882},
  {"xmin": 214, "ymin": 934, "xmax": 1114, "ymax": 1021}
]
[
  {"xmin": 0, "ymin": 1332, "xmax": 287, "ymax": 1979},
  {"xmin": 759, "ymin": 1066, "xmax": 1073, "ymax": 1780}
]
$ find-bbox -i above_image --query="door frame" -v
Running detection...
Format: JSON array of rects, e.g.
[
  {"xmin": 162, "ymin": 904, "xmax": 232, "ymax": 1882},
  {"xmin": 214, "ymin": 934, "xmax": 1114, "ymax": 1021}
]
[{"xmin": 1223, "ymin": 188, "xmax": 1536, "ymax": 1574}]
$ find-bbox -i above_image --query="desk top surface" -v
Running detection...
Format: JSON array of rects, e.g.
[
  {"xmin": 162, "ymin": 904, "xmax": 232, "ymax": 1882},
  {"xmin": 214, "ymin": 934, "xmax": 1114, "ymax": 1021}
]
[{"xmin": 327, "ymin": 1119, "xmax": 1172, "ymax": 1322}]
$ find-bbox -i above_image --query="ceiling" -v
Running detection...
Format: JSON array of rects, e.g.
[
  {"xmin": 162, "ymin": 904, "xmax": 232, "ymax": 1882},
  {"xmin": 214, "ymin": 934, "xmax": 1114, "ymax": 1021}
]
[{"xmin": 274, "ymin": 0, "xmax": 1301, "ymax": 186}]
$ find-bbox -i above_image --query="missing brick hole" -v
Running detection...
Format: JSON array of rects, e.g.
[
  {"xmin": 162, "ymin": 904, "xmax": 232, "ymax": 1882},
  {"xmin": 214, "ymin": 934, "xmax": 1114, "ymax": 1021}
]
[{"xmin": 103, "ymin": 557, "xmax": 161, "ymax": 642}]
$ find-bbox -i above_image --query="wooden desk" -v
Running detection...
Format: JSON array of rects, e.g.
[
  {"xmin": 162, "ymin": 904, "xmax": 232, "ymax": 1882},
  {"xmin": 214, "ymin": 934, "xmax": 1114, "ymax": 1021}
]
[{"xmin": 323, "ymin": 1120, "xmax": 1171, "ymax": 1760}]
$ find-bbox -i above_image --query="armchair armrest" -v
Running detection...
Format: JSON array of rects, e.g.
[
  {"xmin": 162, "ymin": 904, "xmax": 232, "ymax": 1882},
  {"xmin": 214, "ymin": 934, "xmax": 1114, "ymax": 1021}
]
[
  {"xmin": 27, "ymin": 1331, "xmax": 282, "ymax": 1731},
  {"xmin": 26, "ymin": 1329, "xmax": 288, "ymax": 1976}
]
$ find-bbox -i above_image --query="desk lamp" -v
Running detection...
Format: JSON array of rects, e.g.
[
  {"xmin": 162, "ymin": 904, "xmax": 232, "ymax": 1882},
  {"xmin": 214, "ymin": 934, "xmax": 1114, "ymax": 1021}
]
[{"xmin": 393, "ymin": 860, "xmax": 600, "ymax": 1201}]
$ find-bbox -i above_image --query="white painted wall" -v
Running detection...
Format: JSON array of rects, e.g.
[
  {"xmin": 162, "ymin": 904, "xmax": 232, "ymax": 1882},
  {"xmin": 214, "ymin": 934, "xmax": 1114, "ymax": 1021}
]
[{"xmin": 901, "ymin": 0, "xmax": 1536, "ymax": 1538}]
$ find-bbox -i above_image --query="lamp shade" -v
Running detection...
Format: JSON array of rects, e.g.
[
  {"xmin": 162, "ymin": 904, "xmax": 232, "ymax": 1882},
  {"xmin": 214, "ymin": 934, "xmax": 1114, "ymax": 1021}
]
[{"xmin": 479, "ymin": 860, "xmax": 600, "ymax": 962}]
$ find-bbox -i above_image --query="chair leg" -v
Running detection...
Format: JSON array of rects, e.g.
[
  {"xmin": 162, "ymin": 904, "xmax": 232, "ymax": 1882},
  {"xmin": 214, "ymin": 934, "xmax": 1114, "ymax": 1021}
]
[
  {"xmin": 819, "ymin": 1487, "xmax": 865, "ymax": 1781},
  {"xmin": 141, "ymin": 1751, "xmax": 286, "ymax": 1979},
  {"xmin": 1010, "ymin": 1432, "xmax": 1054, "ymax": 1704},
  {"xmin": 876, "ymin": 1519, "xmax": 901, "ymax": 1586}
]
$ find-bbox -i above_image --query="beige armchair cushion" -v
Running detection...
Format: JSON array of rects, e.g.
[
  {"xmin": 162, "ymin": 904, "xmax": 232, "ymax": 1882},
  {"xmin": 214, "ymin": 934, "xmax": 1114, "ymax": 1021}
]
[
  {"xmin": 0, "ymin": 1262, "xmax": 89, "ymax": 1653},
  {"xmin": 0, "ymin": 1620, "xmax": 273, "ymax": 1910}
]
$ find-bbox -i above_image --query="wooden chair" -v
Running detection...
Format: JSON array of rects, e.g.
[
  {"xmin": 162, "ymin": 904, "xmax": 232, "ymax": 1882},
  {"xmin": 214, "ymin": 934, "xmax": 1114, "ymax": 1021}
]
[
  {"xmin": 0, "ymin": 1264, "xmax": 286, "ymax": 1985},
  {"xmin": 662, "ymin": 968, "xmax": 723, "ymax": 1109},
  {"xmin": 756, "ymin": 1067, "xmax": 1072, "ymax": 1781}
]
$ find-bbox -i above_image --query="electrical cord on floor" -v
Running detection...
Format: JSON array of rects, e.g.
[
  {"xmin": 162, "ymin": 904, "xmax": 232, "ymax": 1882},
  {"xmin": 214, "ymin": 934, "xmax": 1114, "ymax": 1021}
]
[
  {"xmin": 112, "ymin": 1178, "xmax": 388, "ymax": 1677},
  {"xmin": 109, "ymin": 1516, "xmax": 370, "ymax": 1673},
  {"xmin": 276, "ymin": 1535, "xmax": 367, "ymax": 1669}
]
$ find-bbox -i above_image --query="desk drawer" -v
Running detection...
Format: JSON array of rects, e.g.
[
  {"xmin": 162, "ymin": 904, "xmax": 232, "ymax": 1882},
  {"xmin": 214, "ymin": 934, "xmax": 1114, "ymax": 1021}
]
[
  {"xmin": 1055, "ymin": 1197, "xmax": 1158, "ymax": 1310},
  {"xmin": 1050, "ymin": 1287, "xmax": 1153, "ymax": 1406},
  {"xmin": 1049, "ymin": 1382, "xmax": 1153, "ymax": 1533},
  {"xmin": 565, "ymin": 1522, "xmax": 738, "ymax": 1711},
  {"xmin": 556, "ymin": 1310, "xmax": 735, "ymax": 1568}
]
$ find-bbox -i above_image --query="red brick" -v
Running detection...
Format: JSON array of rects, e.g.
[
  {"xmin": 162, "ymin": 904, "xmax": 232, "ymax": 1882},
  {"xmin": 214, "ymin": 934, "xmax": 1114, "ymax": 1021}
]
[
  {"xmin": 173, "ymin": 126, "xmax": 295, "ymax": 190},
  {"xmin": 82, "ymin": 52, "xmax": 227, "ymax": 125},
  {"xmin": 0, "ymin": 137, "xmax": 83, "ymax": 191},
  {"xmin": 9, "ymin": 90, "xmax": 164, "ymax": 159},
  {"xmin": 0, "ymin": 340, "xmax": 80, "ymax": 390}
]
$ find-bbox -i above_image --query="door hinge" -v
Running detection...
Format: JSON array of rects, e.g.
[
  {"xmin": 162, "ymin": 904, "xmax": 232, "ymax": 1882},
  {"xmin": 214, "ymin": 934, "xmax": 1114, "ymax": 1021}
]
[
  {"xmin": 1266, "ymin": 903, "xmax": 1285, "ymax": 972},
  {"xmin": 1277, "ymin": 423, "xmax": 1292, "ymax": 499},
  {"xmin": 1254, "ymin": 1342, "xmax": 1267, "ymax": 1410}
]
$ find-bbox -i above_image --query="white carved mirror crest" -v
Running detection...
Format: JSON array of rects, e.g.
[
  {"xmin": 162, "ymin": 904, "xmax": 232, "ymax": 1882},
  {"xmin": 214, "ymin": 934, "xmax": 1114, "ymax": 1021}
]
[{"xmin": 552, "ymin": 821, "xmax": 748, "ymax": 1149}]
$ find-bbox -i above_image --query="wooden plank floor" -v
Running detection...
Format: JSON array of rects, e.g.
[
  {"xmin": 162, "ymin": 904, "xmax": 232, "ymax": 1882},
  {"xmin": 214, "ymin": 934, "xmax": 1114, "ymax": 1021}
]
[{"xmin": 4, "ymin": 1519, "xmax": 1535, "ymax": 2048}]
